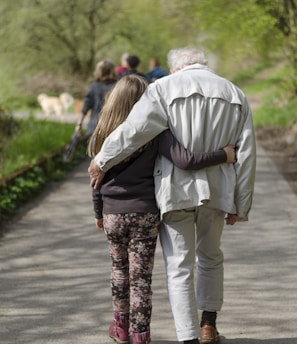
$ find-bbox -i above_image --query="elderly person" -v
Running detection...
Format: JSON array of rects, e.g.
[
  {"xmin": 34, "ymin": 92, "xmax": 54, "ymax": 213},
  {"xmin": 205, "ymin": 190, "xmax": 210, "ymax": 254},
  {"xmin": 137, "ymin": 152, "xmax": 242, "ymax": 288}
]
[{"xmin": 88, "ymin": 46, "xmax": 256, "ymax": 344}]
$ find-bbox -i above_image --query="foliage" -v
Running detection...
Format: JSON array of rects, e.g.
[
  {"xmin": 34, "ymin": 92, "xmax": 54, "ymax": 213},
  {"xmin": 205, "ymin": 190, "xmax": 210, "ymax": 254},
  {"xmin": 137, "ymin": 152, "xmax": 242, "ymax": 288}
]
[
  {"xmin": 0, "ymin": 166, "xmax": 47, "ymax": 220},
  {"xmin": 0, "ymin": 112, "xmax": 21, "ymax": 169},
  {"xmin": 117, "ymin": 0, "xmax": 184, "ymax": 69},
  {"xmin": 167, "ymin": 0, "xmax": 280, "ymax": 72},
  {"xmin": 0, "ymin": 0, "xmax": 296, "ymax": 104},
  {"xmin": 256, "ymin": 0, "xmax": 297, "ymax": 94},
  {"xmin": 0, "ymin": 58, "xmax": 31, "ymax": 110},
  {"xmin": 0, "ymin": 0, "xmax": 295, "ymax": 74},
  {"xmin": 0, "ymin": 115, "xmax": 77, "ymax": 177},
  {"xmin": 0, "ymin": 0, "xmax": 123, "ymax": 78},
  {"xmin": 0, "ymin": 0, "xmax": 181, "ymax": 78},
  {"xmin": 0, "ymin": 115, "xmax": 87, "ymax": 224},
  {"xmin": 0, "ymin": 149, "xmax": 86, "ymax": 223},
  {"xmin": 251, "ymin": 96, "xmax": 297, "ymax": 126},
  {"xmin": 0, "ymin": 0, "xmax": 179, "ymax": 108},
  {"xmin": 164, "ymin": 0, "xmax": 296, "ymax": 94},
  {"xmin": 0, "ymin": 0, "xmax": 296, "ymax": 124},
  {"xmin": 0, "ymin": 111, "xmax": 20, "ymax": 139},
  {"xmin": 240, "ymin": 60, "xmax": 297, "ymax": 127}
]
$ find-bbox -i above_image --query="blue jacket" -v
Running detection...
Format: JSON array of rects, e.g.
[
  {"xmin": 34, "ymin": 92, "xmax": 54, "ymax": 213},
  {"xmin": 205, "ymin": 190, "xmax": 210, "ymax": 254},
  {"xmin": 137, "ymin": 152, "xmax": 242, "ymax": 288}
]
[{"xmin": 146, "ymin": 66, "xmax": 168, "ymax": 83}]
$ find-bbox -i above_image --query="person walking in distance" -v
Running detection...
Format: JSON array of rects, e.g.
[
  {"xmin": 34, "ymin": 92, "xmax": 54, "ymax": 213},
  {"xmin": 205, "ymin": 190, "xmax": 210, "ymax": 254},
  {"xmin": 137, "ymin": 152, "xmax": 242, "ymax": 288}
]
[
  {"xmin": 115, "ymin": 52, "xmax": 129, "ymax": 78},
  {"xmin": 146, "ymin": 57, "xmax": 168, "ymax": 83},
  {"xmin": 76, "ymin": 60, "xmax": 117, "ymax": 139},
  {"xmin": 120, "ymin": 55, "xmax": 147, "ymax": 80},
  {"xmin": 88, "ymin": 47, "xmax": 256, "ymax": 344}
]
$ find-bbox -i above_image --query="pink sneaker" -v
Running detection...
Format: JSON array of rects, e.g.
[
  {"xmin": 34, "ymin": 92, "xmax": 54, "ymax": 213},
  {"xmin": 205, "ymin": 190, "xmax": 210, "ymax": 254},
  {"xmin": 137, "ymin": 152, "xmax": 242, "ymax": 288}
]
[
  {"xmin": 109, "ymin": 318, "xmax": 129, "ymax": 344},
  {"xmin": 132, "ymin": 330, "xmax": 150, "ymax": 344}
]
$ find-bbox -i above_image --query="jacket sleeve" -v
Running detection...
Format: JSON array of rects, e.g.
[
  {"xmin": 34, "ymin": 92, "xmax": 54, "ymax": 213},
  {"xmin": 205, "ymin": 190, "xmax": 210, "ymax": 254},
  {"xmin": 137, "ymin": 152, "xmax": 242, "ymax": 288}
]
[
  {"xmin": 234, "ymin": 100, "xmax": 256, "ymax": 219},
  {"xmin": 94, "ymin": 84, "xmax": 168, "ymax": 171},
  {"xmin": 158, "ymin": 129, "xmax": 227, "ymax": 170},
  {"xmin": 92, "ymin": 188, "xmax": 103, "ymax": 219}
]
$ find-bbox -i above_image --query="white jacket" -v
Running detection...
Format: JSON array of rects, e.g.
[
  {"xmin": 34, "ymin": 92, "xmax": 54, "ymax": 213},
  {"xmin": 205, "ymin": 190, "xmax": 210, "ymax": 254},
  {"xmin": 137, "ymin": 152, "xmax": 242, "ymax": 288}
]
[{"xmin": 95, "ymin": 64, "xmax": 256, "ymax": 219}]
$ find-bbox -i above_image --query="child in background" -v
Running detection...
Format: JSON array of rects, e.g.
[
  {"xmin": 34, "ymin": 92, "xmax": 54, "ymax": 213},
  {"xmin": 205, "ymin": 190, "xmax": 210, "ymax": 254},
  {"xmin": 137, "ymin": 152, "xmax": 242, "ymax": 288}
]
[{"xmin": 87, "ymin": 75, "xmax": 235, "ymax": 344}]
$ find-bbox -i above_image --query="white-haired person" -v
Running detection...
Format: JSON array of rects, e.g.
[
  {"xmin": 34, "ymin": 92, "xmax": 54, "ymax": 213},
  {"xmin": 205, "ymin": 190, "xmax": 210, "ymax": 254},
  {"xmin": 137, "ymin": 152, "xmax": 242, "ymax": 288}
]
[{"xmin": 88, "ymin": 47, "xmax": 256, "ymax": 344}]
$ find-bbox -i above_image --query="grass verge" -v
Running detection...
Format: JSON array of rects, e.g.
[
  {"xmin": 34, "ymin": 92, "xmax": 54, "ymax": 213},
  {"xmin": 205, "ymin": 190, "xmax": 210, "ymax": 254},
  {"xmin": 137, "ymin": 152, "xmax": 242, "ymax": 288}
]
[
  {"xmin": 0, "ymin": 113, "xmax": 87, "ymax": 225},
  {"xmin": 238, "ymin": 61, "xmax": 297, "ymax": 127}
]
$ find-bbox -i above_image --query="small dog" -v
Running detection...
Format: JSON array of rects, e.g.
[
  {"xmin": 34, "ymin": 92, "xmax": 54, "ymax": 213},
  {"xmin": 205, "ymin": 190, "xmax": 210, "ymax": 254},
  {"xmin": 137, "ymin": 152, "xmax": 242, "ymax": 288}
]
[{"xmin": 37, "ymin": 92, "xmax": 74, "ymax": 121}]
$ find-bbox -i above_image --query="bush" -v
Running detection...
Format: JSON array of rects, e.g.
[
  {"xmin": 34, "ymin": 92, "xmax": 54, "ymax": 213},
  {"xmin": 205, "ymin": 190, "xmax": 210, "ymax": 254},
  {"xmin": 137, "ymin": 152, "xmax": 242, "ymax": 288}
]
[
  {"xmin": 0, "ymin": 112, "xmax": 87, "ymax": 224},
  {"xmin": 0, "ymin": 114, "xmax": 76, "ymax": 178},
  {"xmin": 0, "ymin": 111, "xmax": 21, "ymax": 170}
]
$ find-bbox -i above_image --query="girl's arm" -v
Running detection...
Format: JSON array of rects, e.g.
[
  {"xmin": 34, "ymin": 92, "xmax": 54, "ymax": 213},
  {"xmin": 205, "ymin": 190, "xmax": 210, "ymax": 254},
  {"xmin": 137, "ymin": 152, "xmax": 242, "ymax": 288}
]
[
  {"xmin": 158, "ymin": 129, "xmax": 235, "ymax": 170},
  {"xmin": 92, "ymin": 188, "xmax": 103, "ymax": 222}
]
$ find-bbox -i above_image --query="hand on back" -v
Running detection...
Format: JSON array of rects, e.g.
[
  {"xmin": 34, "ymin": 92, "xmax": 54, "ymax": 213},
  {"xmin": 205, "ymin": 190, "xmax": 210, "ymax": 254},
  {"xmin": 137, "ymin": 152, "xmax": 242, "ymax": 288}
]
[{"xmin": 223, "ymin": 145, "xmax": 236, "ymax": 163}]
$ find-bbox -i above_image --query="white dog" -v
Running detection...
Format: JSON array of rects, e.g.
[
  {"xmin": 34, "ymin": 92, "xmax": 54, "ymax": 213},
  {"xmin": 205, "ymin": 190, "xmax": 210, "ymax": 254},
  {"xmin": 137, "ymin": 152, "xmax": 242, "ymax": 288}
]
[{"xmin": 37, "ymin": 92, "xmax": 74, "ymax": 121}]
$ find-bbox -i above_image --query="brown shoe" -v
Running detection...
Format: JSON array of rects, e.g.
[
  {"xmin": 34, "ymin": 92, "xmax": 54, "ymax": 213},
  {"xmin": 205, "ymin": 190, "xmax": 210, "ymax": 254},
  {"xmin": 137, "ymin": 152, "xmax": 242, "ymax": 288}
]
[{"xmin": 199, "ymin": 325, "xmax": 219, "ymax": 344}]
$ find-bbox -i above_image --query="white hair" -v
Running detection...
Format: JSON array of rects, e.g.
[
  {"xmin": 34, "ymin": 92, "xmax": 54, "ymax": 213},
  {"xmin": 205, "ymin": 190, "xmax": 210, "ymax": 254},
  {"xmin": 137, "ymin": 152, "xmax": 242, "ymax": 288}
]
[{"xmin": 167, "ymin": 46, "xmax": 208, "ymax": 73}]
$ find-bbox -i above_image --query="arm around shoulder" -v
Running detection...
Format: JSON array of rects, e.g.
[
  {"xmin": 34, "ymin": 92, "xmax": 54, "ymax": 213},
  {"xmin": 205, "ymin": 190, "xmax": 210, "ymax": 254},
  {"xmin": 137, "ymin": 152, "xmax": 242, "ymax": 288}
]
[{"xmin": 158, "ymin": 129, "xmax": 228, "ymax": 170}]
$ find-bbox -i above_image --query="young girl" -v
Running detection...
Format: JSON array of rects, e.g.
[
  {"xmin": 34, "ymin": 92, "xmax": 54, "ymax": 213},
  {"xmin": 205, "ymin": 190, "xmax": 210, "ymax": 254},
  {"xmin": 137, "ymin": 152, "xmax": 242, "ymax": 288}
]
[{"xmin": 87, "ymin": 75, "xmax": 235, "ymax": 344}]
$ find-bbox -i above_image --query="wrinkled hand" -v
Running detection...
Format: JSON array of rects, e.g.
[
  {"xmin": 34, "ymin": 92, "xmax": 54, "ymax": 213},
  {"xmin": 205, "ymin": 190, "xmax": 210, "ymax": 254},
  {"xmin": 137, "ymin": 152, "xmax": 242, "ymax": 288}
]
[
  {"xmin": 95, "ymin": 218, "xmax": 104, "ymax": 231},
  {"xmin": 225, "ymin": 213, "xmax": 242, "ymax": 225},
  {"xmin": 88, "ymin": 159, "xmax": 105, "ymax": 189},
  {"xmin": 223, "ymin": 145, "xmax": 236, "ymax": 163}
]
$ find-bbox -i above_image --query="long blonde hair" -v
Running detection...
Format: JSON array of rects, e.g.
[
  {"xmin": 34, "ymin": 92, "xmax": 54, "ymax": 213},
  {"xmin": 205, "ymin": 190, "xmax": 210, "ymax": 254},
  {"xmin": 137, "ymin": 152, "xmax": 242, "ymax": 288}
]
[{"xmin": 88, "ymin": 74, "xmax": 148, "ymax": 157}]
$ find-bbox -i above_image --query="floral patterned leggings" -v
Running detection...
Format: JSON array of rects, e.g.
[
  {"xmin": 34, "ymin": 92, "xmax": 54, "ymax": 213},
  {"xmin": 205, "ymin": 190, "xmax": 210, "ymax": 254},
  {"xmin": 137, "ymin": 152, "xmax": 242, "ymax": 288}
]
[{"xmin": 103, "ymin": 212, "xmax": 160, "ymax": 333}]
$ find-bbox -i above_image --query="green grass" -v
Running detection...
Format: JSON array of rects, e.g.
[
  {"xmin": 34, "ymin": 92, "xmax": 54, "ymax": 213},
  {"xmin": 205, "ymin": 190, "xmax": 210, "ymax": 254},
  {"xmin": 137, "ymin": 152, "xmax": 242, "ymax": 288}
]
[
  {"xmin": 240, "ymin": 61, "xmax": 297, "ymax": 128},
  {"xmin": 0, "ymin": 113, "xmax": 88, "ymax": 223},
  {"xmin": 0, "ymin": 116, "xmax": 76, "ymax": 178},
  {"xmin": 232, "ymin": 60, "xmax": 274, "ymax": 86},
  {"xmin": 241, "ymin": 77, "xmax": 281, "ymax": 93},
  {"xmin": 252, "ymin": 97, "xmax": 297, "ymax": 127}
]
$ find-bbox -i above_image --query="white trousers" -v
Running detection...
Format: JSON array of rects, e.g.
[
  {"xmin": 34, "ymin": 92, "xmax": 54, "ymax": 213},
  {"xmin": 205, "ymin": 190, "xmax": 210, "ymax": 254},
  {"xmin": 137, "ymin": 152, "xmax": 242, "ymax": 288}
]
[{"xmin": 159, "ymin": 205, "xmax": 225, "ymax": 342}]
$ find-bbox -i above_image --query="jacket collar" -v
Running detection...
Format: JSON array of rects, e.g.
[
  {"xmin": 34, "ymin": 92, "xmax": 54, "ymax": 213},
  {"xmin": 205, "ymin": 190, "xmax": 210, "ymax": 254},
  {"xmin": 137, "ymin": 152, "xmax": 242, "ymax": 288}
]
[{"xmin": 181, "ymin": 63, "xmax": 212, "ymax": 73}]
